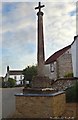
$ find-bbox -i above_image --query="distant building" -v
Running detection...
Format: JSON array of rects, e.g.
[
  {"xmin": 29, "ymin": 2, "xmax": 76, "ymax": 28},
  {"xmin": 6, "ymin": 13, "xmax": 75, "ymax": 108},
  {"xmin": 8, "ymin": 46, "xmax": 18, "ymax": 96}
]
[
  {"xmin": 4, "ymin": 66, "xmax": 24, "ymax": 84},
  {"xmin": 71, "ymin": 35, "xmax": 78, "ymax": 77},
  {"xmin": 44, "ymin": 45, "xmax": 73, "ymax": 80}
]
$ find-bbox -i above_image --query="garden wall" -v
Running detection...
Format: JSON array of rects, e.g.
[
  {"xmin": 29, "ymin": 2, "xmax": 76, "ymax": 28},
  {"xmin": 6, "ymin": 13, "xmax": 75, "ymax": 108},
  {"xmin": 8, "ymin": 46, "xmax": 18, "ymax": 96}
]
[{"xmin": 15, "ymin": 92, "xmax": 66, "ymax": 118}]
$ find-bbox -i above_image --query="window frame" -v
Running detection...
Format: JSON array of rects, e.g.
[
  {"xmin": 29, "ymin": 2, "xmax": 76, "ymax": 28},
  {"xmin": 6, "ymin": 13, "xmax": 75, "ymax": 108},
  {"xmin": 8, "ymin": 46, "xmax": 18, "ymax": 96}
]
[{"xmin": 50, "ymin": 63, "xmax": 54, "ymax": 72}]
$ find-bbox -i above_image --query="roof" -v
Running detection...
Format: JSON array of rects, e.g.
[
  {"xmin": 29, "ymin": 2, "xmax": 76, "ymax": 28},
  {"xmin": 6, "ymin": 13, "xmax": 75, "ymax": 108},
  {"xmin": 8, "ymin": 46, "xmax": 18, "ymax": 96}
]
[
  {"xmin": 9, "ymin": 70, "xmax": 23, "ymax": 75},
  {"xmin": 45, "ymin": 45, "xmax": 71, "ymax": 64}
]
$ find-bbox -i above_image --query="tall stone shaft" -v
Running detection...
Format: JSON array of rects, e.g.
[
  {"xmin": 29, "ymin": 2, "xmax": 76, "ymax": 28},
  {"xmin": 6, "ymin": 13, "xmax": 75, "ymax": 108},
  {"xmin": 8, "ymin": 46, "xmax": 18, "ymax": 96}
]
[
  {"xmin": 35, "ymin": 2, "xmax": 45, "ymax": 76},
  {"xmin": 37, "ymin": 12, "xmax": 45, "ymax": 75}
]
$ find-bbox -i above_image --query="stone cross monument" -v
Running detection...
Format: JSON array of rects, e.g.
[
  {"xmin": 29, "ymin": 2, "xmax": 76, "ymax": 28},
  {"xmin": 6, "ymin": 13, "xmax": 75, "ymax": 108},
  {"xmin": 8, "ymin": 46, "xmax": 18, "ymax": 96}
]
[
  {"xmin": 35, "ymin": 2, "xmax": 45, "ymax": 76},
  {"xmin": 23, "ymin": 2, "xmax": 51, "ymax": 90},
  {"xmin": 31, "ymin": 2, "xmax": 51, "ymax": 88}
]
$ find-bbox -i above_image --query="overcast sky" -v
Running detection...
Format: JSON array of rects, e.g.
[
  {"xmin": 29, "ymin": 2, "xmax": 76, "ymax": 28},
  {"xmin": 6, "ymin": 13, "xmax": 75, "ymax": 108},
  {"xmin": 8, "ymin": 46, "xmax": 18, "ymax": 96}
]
[{"xmin": 1, "ymin": 0, "xmax": 77, "ymax": 76}]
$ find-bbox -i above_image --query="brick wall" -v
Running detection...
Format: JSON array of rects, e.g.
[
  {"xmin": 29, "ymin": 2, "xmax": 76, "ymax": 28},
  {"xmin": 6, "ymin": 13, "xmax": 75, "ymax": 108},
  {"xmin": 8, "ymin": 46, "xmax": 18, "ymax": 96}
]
[{"xmin": 15, "ymin": 92, "xmax": 66, "ymax": 118}]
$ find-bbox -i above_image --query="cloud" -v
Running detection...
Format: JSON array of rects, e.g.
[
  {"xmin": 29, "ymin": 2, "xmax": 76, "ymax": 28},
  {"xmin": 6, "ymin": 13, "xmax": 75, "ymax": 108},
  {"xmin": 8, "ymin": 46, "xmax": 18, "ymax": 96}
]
[
  {"xmin": 69, "ymin": 10, "xmax": 76, "ymax": 16},
  {"xmin": 2, "ymin": 2, "xmax": 36, "ymax": 32},
  {"xmin": 43, "ymin": 2, "xmax": 76, "ymax": 58},
  {"xmin": 2, "ymin": 0, "xmax": 78, "ymax": 2},
  {"xmin": 1, "ymin": 1, "xmax": 76, "ymax": 76}
]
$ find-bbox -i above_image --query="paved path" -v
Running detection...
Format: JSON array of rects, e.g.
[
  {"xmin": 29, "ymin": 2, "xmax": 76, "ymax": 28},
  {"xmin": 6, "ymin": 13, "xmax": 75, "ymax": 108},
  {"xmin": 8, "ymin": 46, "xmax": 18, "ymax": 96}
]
[
  {"xmin": 0, "ymin": 88, "xmax": 2, "ymax": 120},
  {"xmin": 0, "ymin": 87, "xmax": 23, "ymax": 119}
]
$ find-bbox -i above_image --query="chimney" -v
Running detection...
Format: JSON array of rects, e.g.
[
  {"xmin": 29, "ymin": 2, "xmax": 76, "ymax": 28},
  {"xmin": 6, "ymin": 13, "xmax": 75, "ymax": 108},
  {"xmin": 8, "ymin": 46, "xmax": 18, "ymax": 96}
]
[{"xmin": 7, "ymin": 66, "xmax": 9, "ymax": 72}]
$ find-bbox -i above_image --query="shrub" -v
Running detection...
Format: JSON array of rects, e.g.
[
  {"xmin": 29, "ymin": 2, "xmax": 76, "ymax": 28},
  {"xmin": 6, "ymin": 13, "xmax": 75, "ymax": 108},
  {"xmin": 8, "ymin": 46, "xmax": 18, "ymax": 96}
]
[
  {"xmin": 64, "ymin": 72, "xmax": 73, "ymax": 78},
  {"xmin": 66, "ymin": 81, "xmax": 78, "ymax": 103},
  {"xmin": 7, "ymin": 78, "xmax": 16, "ymax": 88}
]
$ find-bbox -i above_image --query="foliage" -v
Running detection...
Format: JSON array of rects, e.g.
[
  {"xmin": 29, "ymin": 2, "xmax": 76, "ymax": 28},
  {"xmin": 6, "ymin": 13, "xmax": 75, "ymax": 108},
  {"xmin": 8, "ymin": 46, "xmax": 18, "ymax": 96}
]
[
  {"xmin": 2, "ymin": 78, "xmax": 16, "ymax": 88},
  {"xmin": 66, "ymin": 81, "xmax": 78, "ymax": 103},
  {"xmin": 23, "ymin": 65, "xmax": 37, "ymax": 84},
  {"xmin": 64, "ymin": 72, "xmax": 73, "ymax": 78},
  {"xmin": 7, "ymin": 78, "xmax": 16, "ymax": 88},
  {"xmin": 1, "ymin": 77, "xmax": 5, "ymax": 88},
  {"xmin": 2, "ymin": 80, "xmax": 6, "ymax": 88}
]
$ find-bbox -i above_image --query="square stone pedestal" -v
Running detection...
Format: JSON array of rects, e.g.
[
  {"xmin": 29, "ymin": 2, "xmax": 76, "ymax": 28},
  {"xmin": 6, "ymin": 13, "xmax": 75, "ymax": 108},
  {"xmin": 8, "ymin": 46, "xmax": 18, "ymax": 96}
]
[{"xmin": 15, "ymin": 91, "xmax": 66, "ymax": 118}]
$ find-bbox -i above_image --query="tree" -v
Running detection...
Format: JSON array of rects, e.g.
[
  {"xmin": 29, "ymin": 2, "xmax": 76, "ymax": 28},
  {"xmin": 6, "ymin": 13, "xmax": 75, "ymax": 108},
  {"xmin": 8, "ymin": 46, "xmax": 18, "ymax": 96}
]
[
  {"xmin": 23, "ymin": 65, "xmax": 37, "ymax": 85},
  {"xmin": 7, "ymin": 78, "xmax": 16, "ymax": 87}
]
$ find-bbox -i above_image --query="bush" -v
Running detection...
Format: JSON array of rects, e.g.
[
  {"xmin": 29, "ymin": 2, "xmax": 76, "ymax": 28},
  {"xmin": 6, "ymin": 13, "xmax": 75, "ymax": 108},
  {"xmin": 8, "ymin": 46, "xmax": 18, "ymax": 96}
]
[
  {"xmin": 66, "ymin": 81, "xmax": 78, "ymax": 103},
  {"xmin": 7, "ymin": 78, "xmax": 16, "ymax": 88},
  {"xmin": 2, "ymin": 81, "xmax": 6, "ymax": 88},
  {"xmin": 64, "ymin": 72, "xmax": 73, "ymax": 78}
]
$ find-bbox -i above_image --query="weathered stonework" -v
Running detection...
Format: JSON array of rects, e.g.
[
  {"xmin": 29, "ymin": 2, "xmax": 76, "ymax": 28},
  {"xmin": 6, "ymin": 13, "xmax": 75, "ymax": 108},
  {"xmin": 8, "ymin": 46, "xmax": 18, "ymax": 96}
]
[
  {"xmin": 45, "ymin": 48, "xmax": 73, "ymax": 80},
  {"xmin": 57, "ymin": 50, "xmax": 73, "ymax": 78},
  {"xmin": 30, "ymin": 3, "xmax": 51, "ymax": 88},
  {"xmin": 32, "ymin": 76, "xmax": 51, "ymax": 88},
  {"xmin": 52, "ymin": 93, "xmax": 66, "ymax": 117},
  {"xmin": 44, "ymin": 62, "xmax": 57, "ymax": 80},
  {"xmin": 36, "ymin": 3, "xmax": 45, "ymax": 77},
  {"xmin": 15, "ymin": 92, "xmax": 66, "ymax": 118}
]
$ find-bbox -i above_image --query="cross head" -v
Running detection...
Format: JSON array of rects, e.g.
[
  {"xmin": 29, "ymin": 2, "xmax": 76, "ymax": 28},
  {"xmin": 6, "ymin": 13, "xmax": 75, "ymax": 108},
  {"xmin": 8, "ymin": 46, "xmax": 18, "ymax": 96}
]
[{"xmin": 35, "ymin": 2, "xmax": 45, "ymax": 12}]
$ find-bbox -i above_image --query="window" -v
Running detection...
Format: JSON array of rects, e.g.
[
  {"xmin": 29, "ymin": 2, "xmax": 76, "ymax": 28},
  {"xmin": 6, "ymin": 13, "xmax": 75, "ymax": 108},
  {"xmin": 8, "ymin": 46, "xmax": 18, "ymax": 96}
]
[
  {"xmin": 20, "ymin": 75, "xmax": 22, "ymax": 80},
  {"xmin": 14, "ymin": 76, "xmax": 16, "ymax": 80},
  {"xmin": 50, "ymin": 63, "xmax": 54, "ymax": 72}
]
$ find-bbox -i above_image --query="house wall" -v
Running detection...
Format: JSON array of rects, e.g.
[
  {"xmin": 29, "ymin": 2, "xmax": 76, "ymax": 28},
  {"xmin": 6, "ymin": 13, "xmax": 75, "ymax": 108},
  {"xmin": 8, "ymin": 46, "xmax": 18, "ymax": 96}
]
[
  {"xmin": 76, "ymin": 38, "xmax": 78, "ymax": 77},
  {"xmin": 71, "ymin": 37, "xmax": 78, "ymax": 77},
  {"xmin": 57, "ymin": 49, "xmax": 73, "ymax": 78},
  {"xmin": 44, "ymin": 48, "xmax": 73, "ymax": 79},
  {"xmin": 9, "ymin": 75, "xmax": 24, "ymax": 80},
  {"xmin": 71, "ymin": 40, "xmax": 76, "ymax": 77},
  {"xmin": 44, "ymin": 62, "xmax": 57, "ymax": 80},
  {"xmin": 4, "ymin": 74, "xmax": 24, "ymax": 84},
  {"xmin": 9, "ymin": 75, "xmax": 24, "ymax": 84}
]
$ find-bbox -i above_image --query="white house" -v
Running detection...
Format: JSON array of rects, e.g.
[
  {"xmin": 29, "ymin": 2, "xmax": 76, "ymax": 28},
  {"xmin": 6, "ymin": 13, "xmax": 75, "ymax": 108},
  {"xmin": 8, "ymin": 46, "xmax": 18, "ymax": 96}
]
[
  {"xmin": 4, "ymin": 66, "xmax": 24, "ymax": 84},
  {"xmin": 71, "ymin": 35, "xmax": 78, "ymax": 77}
]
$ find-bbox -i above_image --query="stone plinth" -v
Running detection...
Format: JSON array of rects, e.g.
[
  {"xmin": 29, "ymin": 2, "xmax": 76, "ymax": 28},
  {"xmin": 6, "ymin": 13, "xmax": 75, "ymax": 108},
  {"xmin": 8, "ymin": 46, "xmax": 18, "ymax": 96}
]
[
  {"xmin": 15, "ymin": 91, "xmax": 66, "ymax": 118},
  {"xmin": 32, "ymin": 76, "xmax": 51, "ymax": 88},
  {"xmin": 23, "ymin": 87, "xmax": 57, "ymax": 94}
]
